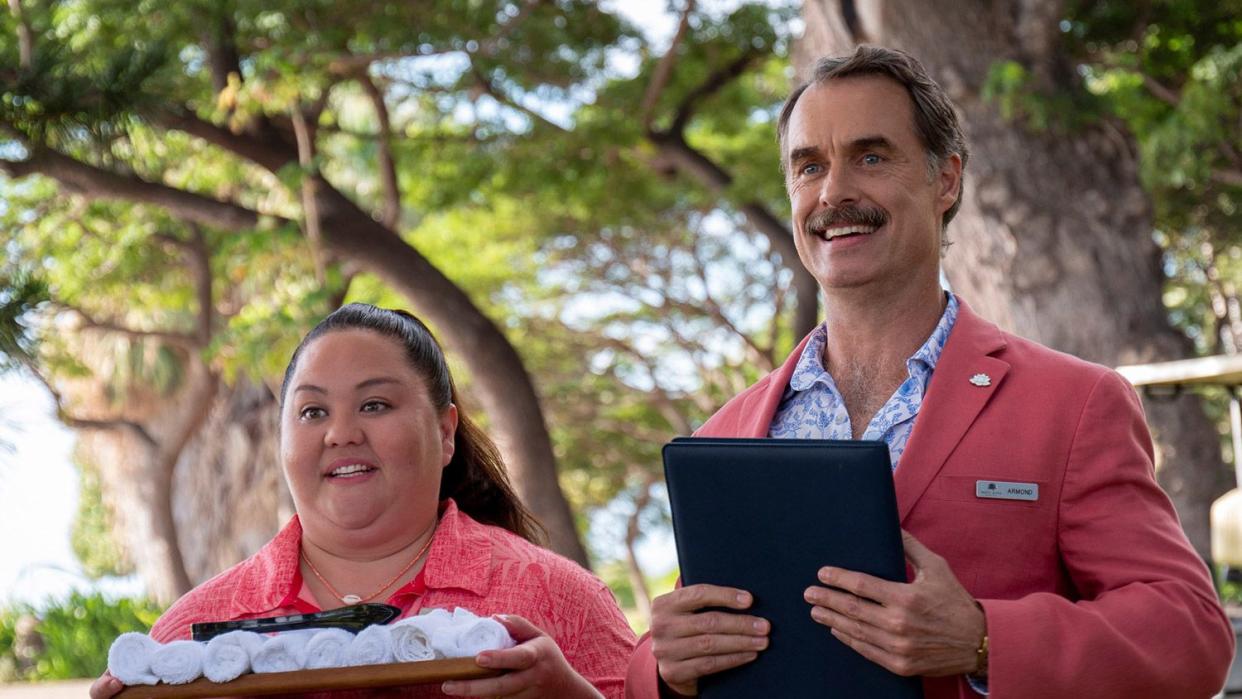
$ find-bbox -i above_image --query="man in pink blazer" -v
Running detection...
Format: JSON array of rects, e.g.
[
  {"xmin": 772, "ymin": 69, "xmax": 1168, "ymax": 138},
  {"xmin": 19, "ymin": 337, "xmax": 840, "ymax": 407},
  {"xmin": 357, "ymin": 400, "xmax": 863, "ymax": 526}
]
[{"xmin": 626, "ymin": 46, "xmax": 1234, "ymax": 699}]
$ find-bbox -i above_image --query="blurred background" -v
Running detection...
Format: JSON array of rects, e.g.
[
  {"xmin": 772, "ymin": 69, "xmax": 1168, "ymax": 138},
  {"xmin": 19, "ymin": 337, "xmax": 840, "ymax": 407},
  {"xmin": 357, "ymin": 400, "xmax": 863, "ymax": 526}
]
[{"xmin": 1, "ymin": 0, "xmax": 1240, "ymax": 688}]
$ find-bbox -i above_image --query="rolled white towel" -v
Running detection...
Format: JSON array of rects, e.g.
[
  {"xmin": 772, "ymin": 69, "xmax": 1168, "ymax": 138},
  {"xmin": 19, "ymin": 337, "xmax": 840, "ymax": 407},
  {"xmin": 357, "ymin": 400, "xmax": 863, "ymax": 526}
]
[
  {"xmin": 389, "ymin": 617, "xmax": 438, "ymax": 662},
  {"xmin": 203, "ymin": 630, "xmax": 263, "ymax": 683},
  {"xmin": 252, "ymin": 630, "xmax": 314, "ymax": 674},
  {"xmin": 346, "ymin": 623, "xmax": 395, "ymax": 666},
  {"xmin": 107, "ymin": 632, "xmax": 159, "ymax": 686},
  {"xmin": 301, "ymin": 628, "xmax": 356, "ymax": 669},
  {"xmin": 455, "ymin": 617, "xmax": 516, "ymax": 657},
  {"xmin": 150, "ymin": 640, "xmax": 205, "ymax": 685}
]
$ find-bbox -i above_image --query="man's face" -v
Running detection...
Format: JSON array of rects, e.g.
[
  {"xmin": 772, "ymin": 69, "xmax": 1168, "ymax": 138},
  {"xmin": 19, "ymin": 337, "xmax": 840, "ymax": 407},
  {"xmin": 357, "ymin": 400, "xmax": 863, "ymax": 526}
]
[{"xmin": 783, "ymin": 76, "xmax": 960, "ymax": 297}]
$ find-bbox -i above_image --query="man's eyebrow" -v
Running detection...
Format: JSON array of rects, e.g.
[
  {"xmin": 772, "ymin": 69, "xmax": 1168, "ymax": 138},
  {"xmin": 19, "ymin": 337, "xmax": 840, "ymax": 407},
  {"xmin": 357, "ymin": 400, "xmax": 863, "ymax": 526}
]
[
  {"xmin": 787, "ymin": 145, "xmax": 820, "ymax": 164},
  {"xmin": 849, "ymin": 135, "xmax": 895, "ymax": 152}
]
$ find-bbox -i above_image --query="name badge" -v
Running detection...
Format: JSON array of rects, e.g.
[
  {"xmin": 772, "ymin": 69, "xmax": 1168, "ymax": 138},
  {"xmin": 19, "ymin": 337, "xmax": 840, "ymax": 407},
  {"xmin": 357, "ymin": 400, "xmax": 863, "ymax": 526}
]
[{"xmin": 975, "ymin": 480, "xmax": 1039, "ymax": 501}]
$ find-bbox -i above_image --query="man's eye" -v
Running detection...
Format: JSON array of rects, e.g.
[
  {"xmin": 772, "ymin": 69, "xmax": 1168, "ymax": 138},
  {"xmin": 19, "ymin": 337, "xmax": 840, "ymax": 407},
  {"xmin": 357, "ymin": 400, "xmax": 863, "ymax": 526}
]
[
  {"xmin": 862, "ymin": 153, "xmax": 883, "ymax": 165},
  {"xmin": 800, "ymin": 163, "xmax": 823, "ymax": 175},
  {"xmin": 361, "ymin": 400, "xmax": 390, "ymax": 413},
  {"xmin": 299, "ymin": 406, "xmax": 326, "ymax": 420}
]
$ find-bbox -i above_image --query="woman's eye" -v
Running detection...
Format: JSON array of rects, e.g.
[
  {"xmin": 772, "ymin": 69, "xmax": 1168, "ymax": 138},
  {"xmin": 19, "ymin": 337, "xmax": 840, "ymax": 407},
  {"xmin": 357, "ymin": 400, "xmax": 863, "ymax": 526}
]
[
  {"xmin": 299, "ymin": 406, "xmax": 326, "ymax": 420},
  {"xmin": 361, "ymin": 400, "xmax": 390, "ymax": 413}
]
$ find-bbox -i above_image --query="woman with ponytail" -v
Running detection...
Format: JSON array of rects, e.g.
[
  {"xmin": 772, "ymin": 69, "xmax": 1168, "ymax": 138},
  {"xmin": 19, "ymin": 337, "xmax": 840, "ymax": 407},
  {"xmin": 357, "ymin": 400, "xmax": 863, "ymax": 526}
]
[{"xmin": 91, "ymin": 304, "xmax": 635, "ymax": 698}]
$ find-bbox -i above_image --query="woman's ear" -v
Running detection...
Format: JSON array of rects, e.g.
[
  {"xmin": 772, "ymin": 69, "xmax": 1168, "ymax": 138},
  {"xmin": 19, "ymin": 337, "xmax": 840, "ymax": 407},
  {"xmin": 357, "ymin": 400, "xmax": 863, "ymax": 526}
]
[{"xmin": 439, "ymin": 403, "xmax": 459, "ymax": 468}]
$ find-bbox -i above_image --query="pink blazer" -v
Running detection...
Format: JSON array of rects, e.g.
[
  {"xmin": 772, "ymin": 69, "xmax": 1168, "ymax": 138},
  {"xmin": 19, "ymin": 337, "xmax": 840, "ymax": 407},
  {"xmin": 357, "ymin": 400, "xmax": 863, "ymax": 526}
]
[{"xmin": 627, "ymin": 298, "xmax": 1233, "ymax": 699}]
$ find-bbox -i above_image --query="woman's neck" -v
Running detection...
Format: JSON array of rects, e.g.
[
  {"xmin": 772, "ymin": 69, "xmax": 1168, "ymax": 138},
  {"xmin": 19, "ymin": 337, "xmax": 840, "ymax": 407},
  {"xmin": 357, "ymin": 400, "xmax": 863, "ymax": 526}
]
[{"xmin": 298, "ymin": 516, "xmax": 438, "ymax": 608}]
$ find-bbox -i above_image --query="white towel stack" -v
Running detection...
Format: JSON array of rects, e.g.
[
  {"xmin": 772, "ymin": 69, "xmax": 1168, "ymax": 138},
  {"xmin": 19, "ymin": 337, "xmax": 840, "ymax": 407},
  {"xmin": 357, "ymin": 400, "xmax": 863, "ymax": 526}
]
[
  {"xmin": 150, "ymin": 640, "xmax": 204, "ymax": 685},
  {"xmin": 107, "ymin": 632, "xmax": 160, "ymax": 686},
  {"xmin": 106, "ymin": 608, "xmax": 516, "ymax": 686},
  {"xmin": 203, "ymin": 630, "xmax": 264, "ymax": 682}
]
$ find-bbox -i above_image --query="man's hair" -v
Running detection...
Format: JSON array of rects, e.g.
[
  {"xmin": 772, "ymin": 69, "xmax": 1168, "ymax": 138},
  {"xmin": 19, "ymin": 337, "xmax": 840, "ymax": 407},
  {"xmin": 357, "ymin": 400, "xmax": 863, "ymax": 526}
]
[{"xmin": 777, "ymin": 46, "xmax": 970, "ymax": 229}]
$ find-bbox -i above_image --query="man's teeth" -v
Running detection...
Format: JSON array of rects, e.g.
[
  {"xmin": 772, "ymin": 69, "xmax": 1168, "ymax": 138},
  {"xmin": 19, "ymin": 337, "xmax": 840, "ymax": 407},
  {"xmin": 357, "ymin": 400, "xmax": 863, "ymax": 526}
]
[
  {"xmin": 330, "ymin": 464, "xmax": 374, "ymax": 477},
  {"xmin": 819, "ymin": 225, "xmax": 878, "ymax": 240}
]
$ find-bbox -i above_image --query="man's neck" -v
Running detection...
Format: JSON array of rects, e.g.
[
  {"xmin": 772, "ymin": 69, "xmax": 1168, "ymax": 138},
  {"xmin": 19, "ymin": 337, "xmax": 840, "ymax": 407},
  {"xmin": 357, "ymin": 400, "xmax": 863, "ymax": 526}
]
[
  {"xmin": 821, "ymin": 281, "xmax": 947, "ymax": 372},
  {"xmin": 818, "ymin": 280, "xmax": 947, "ymax": 438}
]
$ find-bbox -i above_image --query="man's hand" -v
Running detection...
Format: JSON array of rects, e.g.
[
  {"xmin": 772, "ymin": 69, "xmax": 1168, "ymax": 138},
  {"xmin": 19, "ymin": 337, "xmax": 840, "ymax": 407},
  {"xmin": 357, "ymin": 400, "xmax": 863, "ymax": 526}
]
[
  {"xmin": 803, "ymin": 530, "xmax": 985, "ymax": 677},
  {"xmin": 650, "ymin": 584, "xmax": 770, "ymax": 696},
  {"xmin": 441, "ymin": 615, "xmax": 602, "ymax": 699}
]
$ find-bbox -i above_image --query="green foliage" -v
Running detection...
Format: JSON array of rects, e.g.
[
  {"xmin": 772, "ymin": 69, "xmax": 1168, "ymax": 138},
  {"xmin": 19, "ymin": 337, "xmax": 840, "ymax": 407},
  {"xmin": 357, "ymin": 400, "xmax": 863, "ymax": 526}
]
[
  {"xmin": 0, "ymin": 592, "xmax": 163, "ymax": 681},
  {"xmin": 981, "ymin": 59, "xmax": 1105, "ymax": 133},
  {"xmin": 0, "ymin": 270, "xmax": 48, "ymax": 373},
  {"xmin": 71, "ymin": 459, "xmax": 135, "ymax": 580}
]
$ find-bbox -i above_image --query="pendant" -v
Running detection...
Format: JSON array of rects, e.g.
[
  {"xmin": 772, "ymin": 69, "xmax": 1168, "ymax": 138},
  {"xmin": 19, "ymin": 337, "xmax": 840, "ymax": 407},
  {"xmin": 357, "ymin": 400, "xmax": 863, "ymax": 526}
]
[{"xmin": 341, "ymin": 594, "xmax": 362, "ymax": 605}]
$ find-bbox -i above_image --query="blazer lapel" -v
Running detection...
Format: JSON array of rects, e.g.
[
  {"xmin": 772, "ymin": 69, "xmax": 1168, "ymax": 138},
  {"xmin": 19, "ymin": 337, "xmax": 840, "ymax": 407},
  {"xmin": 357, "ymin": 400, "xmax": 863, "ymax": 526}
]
[
  {"xmin": 895, "ymin": 299, "xmax": 1010, "ymax": 522},
  {"xmin": 699, "ymin": 331, "xmax": 815, "ymax": 439}
]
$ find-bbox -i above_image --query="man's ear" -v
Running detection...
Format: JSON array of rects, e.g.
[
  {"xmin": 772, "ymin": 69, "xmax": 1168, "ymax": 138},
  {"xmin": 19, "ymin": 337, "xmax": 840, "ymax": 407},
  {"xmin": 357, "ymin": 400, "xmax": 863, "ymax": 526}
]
[{"xmin": 937, "ymin": 153, "xmax": 963, "ymax": 214}]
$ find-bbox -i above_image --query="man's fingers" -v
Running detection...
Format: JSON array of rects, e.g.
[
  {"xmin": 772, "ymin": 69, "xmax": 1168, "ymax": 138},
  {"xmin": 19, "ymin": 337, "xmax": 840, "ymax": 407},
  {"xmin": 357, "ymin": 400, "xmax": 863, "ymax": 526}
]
[
  {"xmin": 654, "ymin": 584, "xmax": 754, "ymax": 614},
  {"xmin": 830, "ymin": 628, "xmax": 915, "ymax": 676},
  {"xmin": 657, "ymin": 631, "xmax": 770, "ymax": 662},
  {"xmin": 652, "ymin": 606, "xmax": 769, "ymax": 641},
  {"xmin": 815, "ymin": 565, "xmax": 901, "ymax": 604},
  {"xmin": 901, "ymin": 529, "xmax": 945, "ymax": 575},
  {"xmin": 660, "ymin": 651, "xmax": 760, "ymax": 687}
]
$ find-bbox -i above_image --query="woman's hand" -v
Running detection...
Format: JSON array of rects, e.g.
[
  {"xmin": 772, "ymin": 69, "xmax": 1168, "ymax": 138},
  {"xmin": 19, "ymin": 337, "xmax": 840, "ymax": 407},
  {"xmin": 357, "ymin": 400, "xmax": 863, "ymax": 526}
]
[
  {"xmin": 441, "ymin": 615, "xmax": 602, "ymax": 699},
  {"xmin": 89, "ymin": 671, "xmax": 124, "ymax": 699}
]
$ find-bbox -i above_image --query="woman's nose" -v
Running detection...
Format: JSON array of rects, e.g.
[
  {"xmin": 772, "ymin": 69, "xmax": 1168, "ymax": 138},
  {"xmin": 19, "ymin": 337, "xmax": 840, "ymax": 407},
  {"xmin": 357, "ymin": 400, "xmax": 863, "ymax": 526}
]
[{"xmin": 324, "ymin": 413, "xmax": 364, "ymax": 447}]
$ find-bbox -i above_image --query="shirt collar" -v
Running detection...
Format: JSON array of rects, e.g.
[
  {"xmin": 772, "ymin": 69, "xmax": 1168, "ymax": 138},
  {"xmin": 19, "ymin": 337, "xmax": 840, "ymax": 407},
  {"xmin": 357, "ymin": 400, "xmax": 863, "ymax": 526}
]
[
  {"xmin": 787, "ymin": 293, "xmax": 959, "ymax": 393},
  {"xmin": 419, "ymin": 498, "xmax": 493, "ymax": 598}
]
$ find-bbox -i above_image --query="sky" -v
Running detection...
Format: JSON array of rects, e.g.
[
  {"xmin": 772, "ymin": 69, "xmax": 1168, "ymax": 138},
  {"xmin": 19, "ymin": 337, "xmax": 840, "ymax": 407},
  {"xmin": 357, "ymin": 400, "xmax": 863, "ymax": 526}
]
[
  {"xmin": 0, "ymin": 371, "xmax": 144, "ymax": 606},
  {"xmin": 0, "ymin": 1, "xmax": 691, "ymax": 608}
]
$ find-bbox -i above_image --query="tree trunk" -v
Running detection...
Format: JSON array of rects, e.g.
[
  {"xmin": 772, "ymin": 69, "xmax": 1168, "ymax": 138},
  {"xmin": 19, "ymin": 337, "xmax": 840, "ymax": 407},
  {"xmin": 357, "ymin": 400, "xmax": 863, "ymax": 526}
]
[{"xmin": 797, "ymin": 0, "xmax": 1230, "ymax": 558}]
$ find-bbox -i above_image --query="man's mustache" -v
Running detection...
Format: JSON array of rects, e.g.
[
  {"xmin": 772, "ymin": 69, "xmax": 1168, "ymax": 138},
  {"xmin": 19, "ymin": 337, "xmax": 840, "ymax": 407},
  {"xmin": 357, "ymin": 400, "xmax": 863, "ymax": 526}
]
[{"xmin": 806, "ymin": 206, "xmax": 888, "ymax": 232}]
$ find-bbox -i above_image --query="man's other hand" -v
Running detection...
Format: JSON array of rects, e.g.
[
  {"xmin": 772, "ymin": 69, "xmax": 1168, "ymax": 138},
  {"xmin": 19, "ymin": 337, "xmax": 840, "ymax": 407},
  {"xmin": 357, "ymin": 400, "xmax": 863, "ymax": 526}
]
[
  {"xmin": 803, "ymin": 529, "xmax": 986, "ymax": 678},
  {"xmin": 650, "ymin": 584, "xmax": 770, "ymax": 696}
]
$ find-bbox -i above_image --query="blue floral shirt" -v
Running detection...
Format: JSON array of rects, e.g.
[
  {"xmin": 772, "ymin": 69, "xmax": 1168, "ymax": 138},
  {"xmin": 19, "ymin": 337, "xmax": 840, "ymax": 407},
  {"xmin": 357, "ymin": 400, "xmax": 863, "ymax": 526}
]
[{"xmin": 768, "ymin": 294, "xmax": 959, "ymax": 471}]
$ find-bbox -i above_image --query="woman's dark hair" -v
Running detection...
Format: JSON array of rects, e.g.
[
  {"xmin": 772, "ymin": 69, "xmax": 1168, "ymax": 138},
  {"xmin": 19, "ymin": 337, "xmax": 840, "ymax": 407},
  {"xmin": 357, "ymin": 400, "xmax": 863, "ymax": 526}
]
[{"xmin": 279, "ymin": 303, "xmax": 545, "ymax": 544}]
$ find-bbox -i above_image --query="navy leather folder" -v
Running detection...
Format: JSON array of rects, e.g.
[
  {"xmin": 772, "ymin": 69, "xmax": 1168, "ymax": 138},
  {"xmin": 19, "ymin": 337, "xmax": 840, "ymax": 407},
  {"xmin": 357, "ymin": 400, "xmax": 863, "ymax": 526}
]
[{"xmin": 662, "ymin": 438, "xmax": 923, "ymax": 699}]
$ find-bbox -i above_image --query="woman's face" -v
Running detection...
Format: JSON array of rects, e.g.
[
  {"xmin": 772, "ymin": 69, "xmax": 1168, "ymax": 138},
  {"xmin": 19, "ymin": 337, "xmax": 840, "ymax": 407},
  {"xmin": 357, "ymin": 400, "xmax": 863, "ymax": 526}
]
[{"xmin": 280, "ymin": 328, "xmax": 457, "ymax": 545}]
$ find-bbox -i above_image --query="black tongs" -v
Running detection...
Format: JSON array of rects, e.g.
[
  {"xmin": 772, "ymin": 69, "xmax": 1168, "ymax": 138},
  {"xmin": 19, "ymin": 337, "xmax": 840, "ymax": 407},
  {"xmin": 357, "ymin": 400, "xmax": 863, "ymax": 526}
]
[{"xmin": 190, "ymin": 603, "xmax": 402, "ymax": 642}]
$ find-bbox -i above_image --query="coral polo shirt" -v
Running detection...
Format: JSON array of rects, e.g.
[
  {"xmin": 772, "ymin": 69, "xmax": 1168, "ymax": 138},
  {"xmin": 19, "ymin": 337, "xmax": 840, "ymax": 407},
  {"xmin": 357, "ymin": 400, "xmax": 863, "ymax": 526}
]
[{"xmin": 151, "ymin": 499, "xmax": 635, "ymax": 697}]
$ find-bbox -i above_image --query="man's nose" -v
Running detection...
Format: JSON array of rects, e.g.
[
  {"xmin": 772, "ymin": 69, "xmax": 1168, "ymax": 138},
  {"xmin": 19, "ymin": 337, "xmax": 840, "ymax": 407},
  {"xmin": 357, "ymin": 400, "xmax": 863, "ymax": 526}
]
[
  {"xmin": 324, "ymin": 412, "xmax": 364, "ymax": 447},
  {"xmin": 819, "ymin": 167, "xmax": 858, "ymax": 209}
]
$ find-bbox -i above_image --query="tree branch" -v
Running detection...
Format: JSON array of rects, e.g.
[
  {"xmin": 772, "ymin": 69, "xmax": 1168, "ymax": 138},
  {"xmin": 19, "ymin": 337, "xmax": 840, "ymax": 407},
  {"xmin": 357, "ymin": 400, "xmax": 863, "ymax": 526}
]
[
  {"xmin": 7, "ymin": 0, "xmax": 33, "ymax": 69},
  {"xmin": 1142, "ymin": 73, "xmax": 1181, "ymax": 107},
  {"xmin": 639, "ymin": 0, "xmax": 695, "ymax": 131},
  {"xmin": 667, "ymin": 50, "xmax": 758, "ymax": 135},
  {"xmin": 0, "ymin": 147, "xmax": 274, "ymax": 232},
  {"xmin": 23, "ymin": 362, "xmax": 159, "ymax": 448},
  {"xmin": 290, "ymin": 108, "xmax": 326, "ymax": 283},
  {"xmin": 1211, "ymin": 167, "xmax": 1242, "ymax": 189},
  {"xmin": 57, "ymin": 302, "xmax": 201, "ymax": 349},
  {"xmin": 200, "ymin": 8, "xmax": 242, "ymax": 94},
  {"xmin": 154, "ymin": 226, "xmax": 215, "ymax": 345},
  {"xmin": 359, "ymin": 73, "xmax": 402, "ymax": 229},
  {"xmin": 154, "ymin": 108, "xmax": 295, "ymax": 173},
  {"xmin": 469, "ymin": 62, "xmax": 568, "ymax": 132}
]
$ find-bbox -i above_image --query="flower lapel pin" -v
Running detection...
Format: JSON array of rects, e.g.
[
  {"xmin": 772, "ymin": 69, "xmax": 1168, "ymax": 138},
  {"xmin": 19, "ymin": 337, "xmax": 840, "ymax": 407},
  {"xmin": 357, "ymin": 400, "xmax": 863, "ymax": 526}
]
[{"xmin": 969, "ymin": 373, "xmax": 992, "ymax": 387}]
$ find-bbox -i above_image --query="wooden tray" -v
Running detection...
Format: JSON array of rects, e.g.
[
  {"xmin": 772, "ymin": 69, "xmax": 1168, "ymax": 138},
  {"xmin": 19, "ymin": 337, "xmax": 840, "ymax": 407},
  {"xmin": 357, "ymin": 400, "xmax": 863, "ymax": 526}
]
[{"xmin": 114, "ymin": 658, "xmax": 502, "ymax": 698}]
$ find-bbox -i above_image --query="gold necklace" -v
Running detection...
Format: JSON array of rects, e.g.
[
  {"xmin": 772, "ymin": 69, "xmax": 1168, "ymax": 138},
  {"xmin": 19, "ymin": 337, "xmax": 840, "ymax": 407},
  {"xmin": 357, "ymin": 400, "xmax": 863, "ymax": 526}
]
[{"xmin": 300, "ymin": 526, "xmax": 436, "ymax": 606}]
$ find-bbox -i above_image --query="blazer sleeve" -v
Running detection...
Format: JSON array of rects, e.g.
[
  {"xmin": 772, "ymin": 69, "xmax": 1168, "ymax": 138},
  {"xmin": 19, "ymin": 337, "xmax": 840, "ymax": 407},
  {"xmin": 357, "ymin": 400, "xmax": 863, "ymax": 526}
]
[{"xmin": 980, "ymin": 370, "xmax": 1234, "ymax": 698}]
